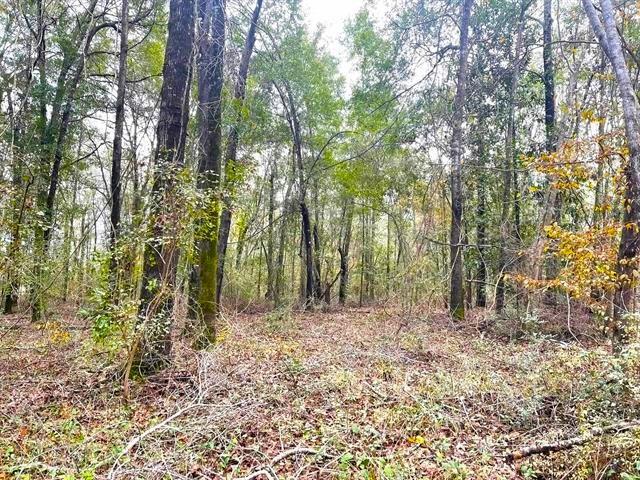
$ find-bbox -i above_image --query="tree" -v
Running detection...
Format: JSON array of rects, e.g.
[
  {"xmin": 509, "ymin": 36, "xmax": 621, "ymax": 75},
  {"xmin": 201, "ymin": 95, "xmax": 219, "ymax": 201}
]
[
  {"xmin": 131, "ymin": 0, "xmax": 195, "ymax": 375},
  {"xmin": 191, "ymin": 0, "xmax": 225, "ymax": 345},
  {"xmin": 583, "ymin": 0, "xmax": 640, "ymax": 350},
  {"xmin": 495, "ymin": 0, "xmax": 529, "ymax": 314},
  {"xmin": 108, "ymin": 0, "xmax": 130, "ymax": 297},
  {"xmin": 448, "ymin": 0, "xmax": 474, "ymax": 320},
  {"xmin": 215, "ymin": 0, "xmax": 263, "ymax": 308}
]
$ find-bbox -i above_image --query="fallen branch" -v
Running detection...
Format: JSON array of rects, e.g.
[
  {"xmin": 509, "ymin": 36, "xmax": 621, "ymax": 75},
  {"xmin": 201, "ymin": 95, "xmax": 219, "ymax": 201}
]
[
  {"xmin": 236, "ymin": 447, "xmax": 325, "ymax": 480},
  {"xmin": 506, "ymin": 420, "xmax": 640, "ymax": 462},
  {"xmin": 270, "ymin": 447, "xmax": 320, "ymax": 465}
]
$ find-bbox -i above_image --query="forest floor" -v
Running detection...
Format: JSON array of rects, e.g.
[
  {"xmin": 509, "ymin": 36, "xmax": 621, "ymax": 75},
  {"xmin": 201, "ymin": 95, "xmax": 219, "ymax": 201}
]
[{"xmin": 1, "ymin": 304, "xmax": 639, "ymax": 479}]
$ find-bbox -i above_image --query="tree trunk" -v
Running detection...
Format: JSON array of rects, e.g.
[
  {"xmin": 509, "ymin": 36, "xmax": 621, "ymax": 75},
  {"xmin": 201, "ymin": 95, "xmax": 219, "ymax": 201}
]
[
  {"xmin": 3, "ymin": 93, "xmax": 28, "ymax": 314},
  {"xmin": 593, "ymin": 54, "xmax": 608, "ymax": 228},
  {"xmin": 30, "ymin": 0, "xmax": 100, "ymax": 321},
  {"xmin": 215, "ymin": 0, "xmax": 263, "ymax": 307},
  {"xmin": 496, "ymin": 1, "xmax": 526, "ymax": 313},
  {"xmin": 131, "ymin": 0, "xmax": 195, "ymax": 376},
  {"xmin": 475, "ymin": 129, "xmax": 487, "ymax": 308},
  {"xmin": 265, "ymin": 162, "xmax": 276, "ymax": 300},
  {"xmin": 275, "ymin": 173, "xmax": 294, "ymax": 307},
  {"xmin": 108, "ymin": 0, "xmax": 130, "ymax": 298},
  {"xmin": 191, "ymin": 0, "xmax": 225, "ymax": 345},
  {"xmin": 338, "ymin": 199, "xmax": 353, "ymax": 305},
  {"xmin": 359, "ymin": 210, "xmax": 365, "ymax": 308},
  {"xmin": 448, "ymin": 0, "xmax": 474, "ymax": 320},
  {"xmin": 583, "ymin": 0, "xmax": 640, "ymax": 350}
]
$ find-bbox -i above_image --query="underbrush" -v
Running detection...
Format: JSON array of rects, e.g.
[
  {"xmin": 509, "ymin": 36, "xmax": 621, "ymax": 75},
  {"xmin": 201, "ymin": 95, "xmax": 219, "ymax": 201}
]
[{"xmin": 1, "ymin": 307, "xmax": 639, "ymax": 479}]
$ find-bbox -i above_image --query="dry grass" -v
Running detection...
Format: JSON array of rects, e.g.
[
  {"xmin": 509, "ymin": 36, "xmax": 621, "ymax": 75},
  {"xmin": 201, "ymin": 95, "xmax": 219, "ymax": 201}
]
[{"xmin": 1, "ymin": 305, "xmax": 639, "ymax": 479}]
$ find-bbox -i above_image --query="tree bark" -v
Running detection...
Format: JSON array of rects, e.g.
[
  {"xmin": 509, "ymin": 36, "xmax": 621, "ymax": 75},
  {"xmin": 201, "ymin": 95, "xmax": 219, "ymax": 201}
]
[
  {"xmin": 338, "ymin": 199, "xmax": 354, "ymax": 305},
  {"xmin": 131, "ymin": 0, "xmax": 195, "ymax": 376},
  {"xmin": 108, "ymin": 0, "xmax": 130, "ymax": 298},
  {"xmin": 274, "ymin": 172, "xmax": 294, "ymax": 307},
  {"xmin": 191, "ymin": 0, "xmax": 225, "ymax": 345},
  {"xmin": 31, "ymin": 0, "xmax": 100, "ymax": 321},
  {"xmin": 449, "ymin": 0, "xmax": 474, "ymax": 320},
  {"xmin": 475, "ymin": 127, "xmax": 487, "ymax": 308},
  {"xmin": 265, "ymin": 161, "xmax": 276, "ymax": 300}
]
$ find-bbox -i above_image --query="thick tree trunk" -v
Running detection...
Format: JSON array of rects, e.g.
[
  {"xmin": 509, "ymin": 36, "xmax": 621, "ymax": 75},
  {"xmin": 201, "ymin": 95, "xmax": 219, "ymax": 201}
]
[
  {"xmin": 191, "ymin": 0, "xmax": 225, "ymax": 344},
  {"xmin": 583, "ymin": 0, "xmax": 640, "ymax": 350},
  {"xmin": 448, "ymin": 0, "xmax": 474, "ymax": 320},
  {"xmin": 131, "ymin": 0, "xmax": 195, "ymax": 376}
]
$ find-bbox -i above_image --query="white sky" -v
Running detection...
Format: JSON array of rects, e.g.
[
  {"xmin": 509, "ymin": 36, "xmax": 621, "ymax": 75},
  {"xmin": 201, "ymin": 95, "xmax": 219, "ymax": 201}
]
[{"xmin": 301, "ymin": 0, "xmax": 368, "ymax": 85}]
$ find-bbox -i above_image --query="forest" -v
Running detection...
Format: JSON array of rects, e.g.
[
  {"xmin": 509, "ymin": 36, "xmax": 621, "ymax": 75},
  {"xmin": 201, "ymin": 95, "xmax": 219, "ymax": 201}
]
[{"xmin": 2, "ymin": 0, "xmax": 640, "ymax": 477}]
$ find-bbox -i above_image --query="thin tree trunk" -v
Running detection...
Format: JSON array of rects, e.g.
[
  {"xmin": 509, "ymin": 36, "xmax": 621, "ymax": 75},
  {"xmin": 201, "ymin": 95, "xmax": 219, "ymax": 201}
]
[
  {"xmin": 496, "ymin": 1, "xmax": 526, "ymax": 313},
  {"xmin": 108, "ymin": 0, "xmax": 130, "ymax": 298},
  {"xmin": 215, "ymin": 0, "xmax": 263, "ymax": 307},
  {"xmin": 475, "ymin": 128, "xmax": 487, "ymax": 308},
  {"xmin": 359, "ymin": 210, "xmax": 365, "ymax": 308},
  {"xmin": 62, "ymin": 171, "xmax": 79, "ymax": 303},
  {"xmin": 3, "ymin": 93, "xmax": 28, "ymax": 314},
  {"xmin": 275, "ymin": 172, "xmax": 293, "ymax": 307},
  {"xmin": 265, "ymin": 162, "xmax": 276, "ymax": 300},
  {"xmin": 593, "ymin": 53, "xmax": 608, "ymax": 228},
  {"xmin": 31, "ymin": 0, "xmax": 99, "ymax": 321},
  {"xmin": 338, "ymin": 200, "xmax": 354, "ymax": 305},
  {"xmin": 449, "ymin": 0, "xmax": 474, "ymax": 320}
]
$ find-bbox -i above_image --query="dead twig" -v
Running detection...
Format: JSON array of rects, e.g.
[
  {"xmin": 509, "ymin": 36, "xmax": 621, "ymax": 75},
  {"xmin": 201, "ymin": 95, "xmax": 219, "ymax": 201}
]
[
  {"xmin": 108, "ymin": 402, "xmax": 210, "ymax": 479},
  {"xmin": 506, "ymin": 420, "xmax": 640, "ymax": 462},
  {"xmin": 236, "ymin": 447, "xmax": 326, "ymax": 480}
]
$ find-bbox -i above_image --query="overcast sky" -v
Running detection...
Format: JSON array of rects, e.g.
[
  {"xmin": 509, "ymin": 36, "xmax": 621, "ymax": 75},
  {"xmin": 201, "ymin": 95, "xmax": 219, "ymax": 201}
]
[{"xmin": 301, "ymin": 0, "xmax": 368, "ymax": 84}]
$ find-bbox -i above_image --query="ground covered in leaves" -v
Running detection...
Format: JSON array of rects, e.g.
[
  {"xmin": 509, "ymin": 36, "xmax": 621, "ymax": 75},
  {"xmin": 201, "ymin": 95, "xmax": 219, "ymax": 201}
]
[{"xmin": 1, "ymin": 305, "xmax": 640, "ymax": 479}]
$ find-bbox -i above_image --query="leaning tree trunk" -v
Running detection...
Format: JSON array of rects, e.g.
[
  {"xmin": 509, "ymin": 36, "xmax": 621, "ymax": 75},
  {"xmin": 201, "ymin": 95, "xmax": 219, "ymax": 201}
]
[
  {"xmin": 130, "ymin": 0, "xmax": 195, "ymax": 376},
  {"xmin": 583, "ymin": 0, "xmax": 640, "ymax": 350},
  {"xmin": 215, "ymin": 0, "xmax": 263, "ymax": 307},
  {"xmin": 448, "ymin": 0, "xmax": 474, "ymax": 320},
  {"xmin": 277, "ymin": 82, "xmax": 317, "ymax": 307}
]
